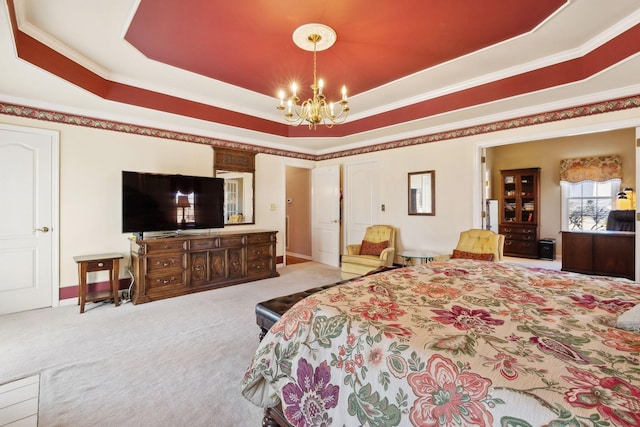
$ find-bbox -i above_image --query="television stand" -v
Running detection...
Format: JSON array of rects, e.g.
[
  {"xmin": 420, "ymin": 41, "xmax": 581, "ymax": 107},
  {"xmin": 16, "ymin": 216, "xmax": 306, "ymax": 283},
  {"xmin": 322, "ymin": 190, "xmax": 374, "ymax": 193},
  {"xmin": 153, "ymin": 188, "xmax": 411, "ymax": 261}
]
[{"xmin": 129, "ymin": 229, "xmax": 278, "ymax": 304}]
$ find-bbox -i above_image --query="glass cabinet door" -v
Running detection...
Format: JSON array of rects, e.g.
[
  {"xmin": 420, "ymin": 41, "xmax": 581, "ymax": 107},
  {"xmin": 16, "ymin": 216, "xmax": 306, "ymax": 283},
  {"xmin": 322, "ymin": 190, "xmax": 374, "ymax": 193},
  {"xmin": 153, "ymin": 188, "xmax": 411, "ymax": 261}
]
[
  {"xmin": 519, "ymin": 174, "xmax": 536, "ymax": 223},
  {"xmin": 500, "ymin": 169, "xmax": 539, "ymax": 225},
  {"xmin": 502, "ymin": 175, "xmax": 516, "ymax": 222}
]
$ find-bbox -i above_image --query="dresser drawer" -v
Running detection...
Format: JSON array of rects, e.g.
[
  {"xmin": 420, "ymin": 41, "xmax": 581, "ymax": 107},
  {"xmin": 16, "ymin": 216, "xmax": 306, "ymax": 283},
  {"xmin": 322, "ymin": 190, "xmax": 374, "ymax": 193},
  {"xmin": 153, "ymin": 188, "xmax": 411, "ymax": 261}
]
[
  {"xmin": 499, "ymin": 225, "xmax": 536, "ymax": 235},
  {"xmin": 247, "ymin": 243, "xmax": 272, "ymax": 261},
  {"xmin": 145, "ymin": 271, "xmax": 186, "ymax": 290},
  {"xmin": 145, "ymin": 240, "xmax": 187, "ymax": 254},
  {"xmin": 190, "ymin": 239, "xmax": 218, "ymax": 251},
  {"xmin": 146, "ymin": 254, "xmax": 185, "ymax": 273},
  {"xmin": 503, "ymin": 232, "xmax": 537, "ymax": 242},
  {"xmin": 247, "ymin": 259, "xmax": 272, "ymax": 277},
  {"xmin": 219, "ymin": 235, "xmax": 246, "ymax": 248},
  {"xmin": 504, "ymin": 239, "xmax": 538, "ymax": 257},
  {"xmin": 247, "ymin": 233, "xmax": 274, "ymax": 244}
]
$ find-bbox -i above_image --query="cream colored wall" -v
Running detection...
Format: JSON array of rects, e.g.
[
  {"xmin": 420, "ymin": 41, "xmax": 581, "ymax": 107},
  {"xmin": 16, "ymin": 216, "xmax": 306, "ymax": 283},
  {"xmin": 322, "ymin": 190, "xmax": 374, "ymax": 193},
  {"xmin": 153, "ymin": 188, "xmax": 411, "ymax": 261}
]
[
  {"xmin": 319, "ymin": 138, "xmax": 479, "ymax": 258},
  {"xmin": 488, "ymin": 128, "xmax": 636, "ymax": 253},
  {"xmin": 0, "ymin": 115, "xmax": 282, "ymax": 292}
]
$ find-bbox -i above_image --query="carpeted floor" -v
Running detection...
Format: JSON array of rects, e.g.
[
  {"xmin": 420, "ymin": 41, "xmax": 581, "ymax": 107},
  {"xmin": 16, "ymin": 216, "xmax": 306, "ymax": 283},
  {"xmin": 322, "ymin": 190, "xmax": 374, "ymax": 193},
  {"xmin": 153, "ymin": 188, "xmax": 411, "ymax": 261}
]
[{"xmin": 0, "ymin": 262, "xmax": 342, "ymax": 427}]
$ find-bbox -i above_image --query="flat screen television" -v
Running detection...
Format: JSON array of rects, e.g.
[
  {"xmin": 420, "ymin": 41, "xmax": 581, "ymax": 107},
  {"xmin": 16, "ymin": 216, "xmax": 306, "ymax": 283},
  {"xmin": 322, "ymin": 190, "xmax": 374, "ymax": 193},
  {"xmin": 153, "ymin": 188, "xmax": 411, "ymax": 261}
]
[{"xmin": 122, "ymin": 171, "xmax": 225, "ymax": 235}]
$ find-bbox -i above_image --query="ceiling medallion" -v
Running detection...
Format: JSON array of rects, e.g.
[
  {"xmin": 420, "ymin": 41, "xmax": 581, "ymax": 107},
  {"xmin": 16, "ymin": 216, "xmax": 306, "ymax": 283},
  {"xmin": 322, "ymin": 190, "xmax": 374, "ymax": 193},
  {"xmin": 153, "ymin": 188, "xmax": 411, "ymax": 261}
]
[{"xmin": 277, "ymin": 23, "xmax": 349, "ymax": 129}]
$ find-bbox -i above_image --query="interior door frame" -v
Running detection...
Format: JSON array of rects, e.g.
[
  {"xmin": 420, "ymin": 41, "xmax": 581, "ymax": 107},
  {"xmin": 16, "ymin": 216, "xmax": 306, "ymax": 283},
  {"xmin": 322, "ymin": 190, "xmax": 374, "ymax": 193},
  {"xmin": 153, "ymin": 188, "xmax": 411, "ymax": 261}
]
[
  {"xmin": 310, "ymin": 163, "xmax": 341, "ymax": 267},
  {"xmin": 0, "ymin": 122, "xmax": 60, "ymax": 309},
  {"xmin": 282, "ymin": 159, "xmax": 314, "ymax": 265},
  {"xmin": 474, "ymin": 118, "xmax": 640, "ymax": 281}
]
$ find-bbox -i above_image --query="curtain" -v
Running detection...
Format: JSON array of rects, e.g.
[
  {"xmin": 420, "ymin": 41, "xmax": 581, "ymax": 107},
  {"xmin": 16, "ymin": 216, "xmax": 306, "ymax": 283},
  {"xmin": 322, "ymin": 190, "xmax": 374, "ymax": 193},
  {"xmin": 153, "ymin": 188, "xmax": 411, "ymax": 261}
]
[{"xmin": 559, "ymin": 155, "xmax": 622, "ymax": 183}]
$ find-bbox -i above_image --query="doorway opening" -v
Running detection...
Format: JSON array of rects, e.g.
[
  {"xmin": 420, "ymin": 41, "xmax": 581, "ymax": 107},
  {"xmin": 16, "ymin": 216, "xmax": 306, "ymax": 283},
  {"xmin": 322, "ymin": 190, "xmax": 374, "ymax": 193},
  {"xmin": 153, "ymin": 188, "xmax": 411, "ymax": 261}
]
[{"xmin": 285, "ymin": 165, "xmax": 312, "ymax": 265}]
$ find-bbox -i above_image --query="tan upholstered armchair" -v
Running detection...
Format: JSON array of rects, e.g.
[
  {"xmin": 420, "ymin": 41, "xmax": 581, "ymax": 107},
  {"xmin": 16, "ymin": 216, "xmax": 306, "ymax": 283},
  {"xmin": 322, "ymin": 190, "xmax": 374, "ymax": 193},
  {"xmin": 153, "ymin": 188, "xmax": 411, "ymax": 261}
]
[
  {"xmin": 341, "ymin": 225, "xmax": 396, "ymax": 279},
  {"xmin": 436, "ymin": 229, "xmax": 505, "ymax": 262}
]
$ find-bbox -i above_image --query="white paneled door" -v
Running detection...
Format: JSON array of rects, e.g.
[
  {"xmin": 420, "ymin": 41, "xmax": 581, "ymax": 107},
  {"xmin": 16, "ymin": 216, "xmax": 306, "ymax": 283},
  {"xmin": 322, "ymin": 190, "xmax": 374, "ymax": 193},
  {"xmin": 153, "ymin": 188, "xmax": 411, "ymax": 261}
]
[
  {"xmin": 344, "ymin": 161, "xmax": 379, "ymax": 247},
  {"xmin": 312, "ymin": 164, "xmax": 340, "ymax": 267},
  {"xmin": 0, "ymin": 125, "xmax": 58, "ymax": 315}
]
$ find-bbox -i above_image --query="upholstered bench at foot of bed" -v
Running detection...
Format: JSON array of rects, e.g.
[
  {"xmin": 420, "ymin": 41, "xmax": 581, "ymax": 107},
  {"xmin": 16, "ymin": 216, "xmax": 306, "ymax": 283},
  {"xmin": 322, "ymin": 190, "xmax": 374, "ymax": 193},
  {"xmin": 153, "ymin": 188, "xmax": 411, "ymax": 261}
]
[
  {"xmin": 256, "ymin": 282, "xmax": 344, "ymax": 340},
  {"xmin": 255, "ymin": 266, "xmax": 396, "ymax": 341}
]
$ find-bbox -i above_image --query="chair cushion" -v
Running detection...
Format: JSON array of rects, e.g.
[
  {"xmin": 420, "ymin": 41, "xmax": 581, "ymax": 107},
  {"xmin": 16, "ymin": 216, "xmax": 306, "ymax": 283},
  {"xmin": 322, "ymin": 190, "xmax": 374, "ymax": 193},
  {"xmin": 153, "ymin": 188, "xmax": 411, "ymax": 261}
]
[
  {"xmin": 341, "ymin": 254, "xmax": 385, "ymax": 267},
  {"xmin": 359, "ymin": 240, "xmax": 389, "ymax": 256},
  {"xmin": 451, "ymin": 249, "xmax": 494, "ymax": 261},
  {"xmin": 455, "ymin": 230, "xmax": 502, "ymax": 261}
]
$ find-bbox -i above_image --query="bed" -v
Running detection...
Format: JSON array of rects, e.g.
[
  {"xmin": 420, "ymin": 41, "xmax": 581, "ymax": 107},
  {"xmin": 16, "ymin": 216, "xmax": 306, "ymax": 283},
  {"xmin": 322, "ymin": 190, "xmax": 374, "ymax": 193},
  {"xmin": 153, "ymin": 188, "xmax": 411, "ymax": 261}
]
[{"xmin": 241, "ymin": 259, "xmax": 640, "ymax": 427}]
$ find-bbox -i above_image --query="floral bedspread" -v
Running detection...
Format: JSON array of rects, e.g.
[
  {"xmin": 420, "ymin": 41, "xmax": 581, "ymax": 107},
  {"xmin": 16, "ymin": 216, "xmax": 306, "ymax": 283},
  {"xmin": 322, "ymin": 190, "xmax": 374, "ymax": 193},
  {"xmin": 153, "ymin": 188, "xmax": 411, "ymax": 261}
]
[{"xmin": 241, "ymin": 259, "xmax": 640, "ymax": 427}]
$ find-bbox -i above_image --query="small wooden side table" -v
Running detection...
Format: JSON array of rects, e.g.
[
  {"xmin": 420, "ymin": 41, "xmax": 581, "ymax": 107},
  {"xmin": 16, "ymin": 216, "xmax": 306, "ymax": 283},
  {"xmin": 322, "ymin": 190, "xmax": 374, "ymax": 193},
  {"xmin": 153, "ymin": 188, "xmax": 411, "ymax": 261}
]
[{"xmin": 73, "ymin": 253, "xmax": 123, "ymax": 313}]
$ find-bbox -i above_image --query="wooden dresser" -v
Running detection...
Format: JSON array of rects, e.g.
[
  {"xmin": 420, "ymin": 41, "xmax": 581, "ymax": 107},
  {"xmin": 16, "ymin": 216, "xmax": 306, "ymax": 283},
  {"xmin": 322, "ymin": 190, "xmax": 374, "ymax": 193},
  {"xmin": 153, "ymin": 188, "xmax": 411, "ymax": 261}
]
[
  {"xmin": 130, "ymin": 230, "xmax": 278, "ymax": 304},
  {"xmin": 561, "ymin": 231, "xmax": 635, "ymax": 280}
]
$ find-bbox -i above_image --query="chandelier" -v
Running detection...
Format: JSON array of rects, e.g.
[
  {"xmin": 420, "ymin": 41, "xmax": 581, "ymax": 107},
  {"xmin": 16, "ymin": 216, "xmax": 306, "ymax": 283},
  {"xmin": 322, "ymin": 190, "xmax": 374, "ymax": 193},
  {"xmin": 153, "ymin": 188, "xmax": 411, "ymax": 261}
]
[{"xmin": 277, "ymin": 24, "xmax": 350, "ymax": 129}]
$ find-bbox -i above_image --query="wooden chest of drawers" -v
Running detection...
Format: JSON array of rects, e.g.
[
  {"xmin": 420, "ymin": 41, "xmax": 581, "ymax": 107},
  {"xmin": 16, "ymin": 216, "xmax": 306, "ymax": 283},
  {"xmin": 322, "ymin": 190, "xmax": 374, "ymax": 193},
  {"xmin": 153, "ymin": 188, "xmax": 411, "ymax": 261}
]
[
  {"xmin": 130, "ymin": 230, "xmax": 278, "ymax": 304},
  {"xmin": 499, "ymin": 224, "xmax": 539, "ymax": 258}
]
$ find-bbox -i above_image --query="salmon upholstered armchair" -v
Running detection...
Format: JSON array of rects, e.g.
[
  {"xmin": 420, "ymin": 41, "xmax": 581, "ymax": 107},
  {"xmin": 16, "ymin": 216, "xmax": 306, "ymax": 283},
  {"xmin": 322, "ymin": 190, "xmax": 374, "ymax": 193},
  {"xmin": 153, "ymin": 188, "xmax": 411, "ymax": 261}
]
[
  {"xmin": 436, "ymin": 229, "xmax": 505, "ymax": 262},
  {"xmin": 341, "ymin": 225, "xmax": 396, "ymax": 279}
]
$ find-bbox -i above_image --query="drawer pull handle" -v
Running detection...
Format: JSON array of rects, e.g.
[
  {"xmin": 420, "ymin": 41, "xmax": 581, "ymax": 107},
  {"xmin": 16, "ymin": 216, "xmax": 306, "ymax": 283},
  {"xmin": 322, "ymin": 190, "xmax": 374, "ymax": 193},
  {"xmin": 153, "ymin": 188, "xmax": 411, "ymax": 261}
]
[
  {"xmin": 161, "ymin": 261, "xmax": 172, "ymax": 267},
  {"xmin": 158, "ymin": 277, "xmax": 175, "ymax": 284},
  {"xmin": 254, "ymin": 250, "xmax": 262, "ymax": 255},
  {"xmin": 162, "ymin": 245, "xmax": 170, "ymax": 249},
  {"xmin": 97, "ymin": 262, "xmax": 104, "ymax": 267},
  {"xmin": 195, "ymin": 265, "xmax": 204, "ymax": 271}
]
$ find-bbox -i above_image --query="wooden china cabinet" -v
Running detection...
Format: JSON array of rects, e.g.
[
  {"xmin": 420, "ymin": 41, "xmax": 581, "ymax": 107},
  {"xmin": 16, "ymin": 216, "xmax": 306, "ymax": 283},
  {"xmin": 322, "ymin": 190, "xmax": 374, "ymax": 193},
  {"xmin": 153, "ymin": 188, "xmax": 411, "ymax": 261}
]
[{"xmin": 498, "ymin": 168, "xmax": 540, "ymax": 258}]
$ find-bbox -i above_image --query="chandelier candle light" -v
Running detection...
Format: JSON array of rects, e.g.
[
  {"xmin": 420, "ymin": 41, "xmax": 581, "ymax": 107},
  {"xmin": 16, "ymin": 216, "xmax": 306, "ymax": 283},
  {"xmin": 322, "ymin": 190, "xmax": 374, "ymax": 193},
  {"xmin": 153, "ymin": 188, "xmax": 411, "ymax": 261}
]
[{"xmin": 277, "ymin": 23, "xmax": 349, "ymax": 129}]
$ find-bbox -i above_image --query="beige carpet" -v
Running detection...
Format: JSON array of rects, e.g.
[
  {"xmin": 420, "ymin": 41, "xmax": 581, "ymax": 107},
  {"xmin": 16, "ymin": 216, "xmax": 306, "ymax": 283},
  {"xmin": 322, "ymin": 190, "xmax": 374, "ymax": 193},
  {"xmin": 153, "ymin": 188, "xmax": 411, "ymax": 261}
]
[{"xmin": 0, "ymin": 262, "xmax": 342, "ymax": 427}]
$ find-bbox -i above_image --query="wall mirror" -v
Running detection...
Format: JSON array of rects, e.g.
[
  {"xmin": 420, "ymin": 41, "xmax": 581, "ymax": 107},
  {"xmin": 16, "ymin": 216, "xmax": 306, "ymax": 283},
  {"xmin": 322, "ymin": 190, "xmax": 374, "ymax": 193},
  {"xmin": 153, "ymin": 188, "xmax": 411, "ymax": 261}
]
[
  {"xmin": 408, "ymin": 170, "xmax": 435, "ymax": 216},
  {"xmin": 213, "ymin": 148, "xmax": 256, "ymax": 225}
]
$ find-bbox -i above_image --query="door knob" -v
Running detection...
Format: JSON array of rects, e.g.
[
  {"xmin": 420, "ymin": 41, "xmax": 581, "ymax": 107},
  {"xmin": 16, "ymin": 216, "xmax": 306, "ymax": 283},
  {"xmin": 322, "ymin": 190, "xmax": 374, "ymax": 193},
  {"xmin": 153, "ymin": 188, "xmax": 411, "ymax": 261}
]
[{"xmin": 35, "ymin": 226, "xmax": 50, "ymax": 233}]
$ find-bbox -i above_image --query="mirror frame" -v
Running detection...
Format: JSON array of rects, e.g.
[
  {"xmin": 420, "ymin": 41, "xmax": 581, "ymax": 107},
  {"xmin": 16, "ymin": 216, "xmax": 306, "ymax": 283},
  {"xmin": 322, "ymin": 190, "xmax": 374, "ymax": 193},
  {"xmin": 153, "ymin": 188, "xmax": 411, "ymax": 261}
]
[
  {"xmin": 408, "ymin": 170, "xmax": 436, "ymax": 216},
  {"xmin": 213, "ymin": 147, "xmax": 256, "ymax": 225}
]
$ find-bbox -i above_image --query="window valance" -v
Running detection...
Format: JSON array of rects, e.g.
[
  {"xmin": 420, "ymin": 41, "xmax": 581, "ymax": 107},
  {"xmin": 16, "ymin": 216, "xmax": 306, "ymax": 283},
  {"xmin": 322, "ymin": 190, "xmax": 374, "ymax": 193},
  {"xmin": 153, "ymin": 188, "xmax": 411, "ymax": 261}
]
[{"xmin": 559, "ymin": 155, "xmax": 622, "ymax": 183}]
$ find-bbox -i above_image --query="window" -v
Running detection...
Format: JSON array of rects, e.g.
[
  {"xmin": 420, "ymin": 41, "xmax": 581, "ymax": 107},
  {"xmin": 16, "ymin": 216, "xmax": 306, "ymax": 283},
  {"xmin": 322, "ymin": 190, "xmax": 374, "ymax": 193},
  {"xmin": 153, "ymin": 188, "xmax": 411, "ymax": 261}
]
[
  {"xmin": 224, "ymin": 179, "xmax": 239, "ymax": 219},
  {"xmin": 561, "ymin": 179, "xmax": 620, "ymax": 231}
]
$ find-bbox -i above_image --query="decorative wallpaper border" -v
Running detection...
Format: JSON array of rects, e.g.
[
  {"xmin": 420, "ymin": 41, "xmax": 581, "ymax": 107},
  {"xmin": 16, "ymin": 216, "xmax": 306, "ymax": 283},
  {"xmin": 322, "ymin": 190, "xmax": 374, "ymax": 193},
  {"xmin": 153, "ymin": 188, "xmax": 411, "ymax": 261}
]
[
  {"xmin": 319, "ymin": 95, "xmax": 640, "ymax": 160},
  {"xmin": 1, "ymin": 95, "xmax": 639, "ymax": 161}
]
